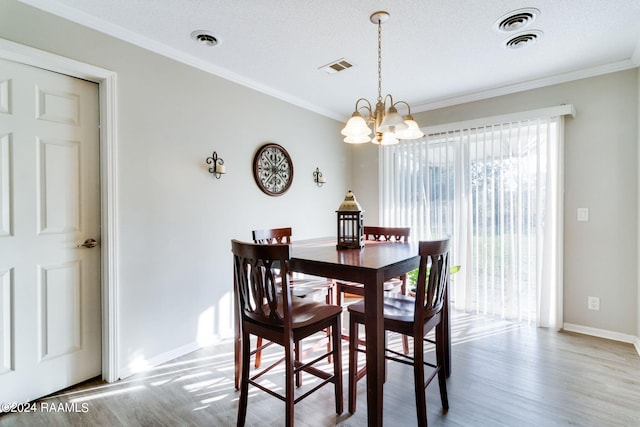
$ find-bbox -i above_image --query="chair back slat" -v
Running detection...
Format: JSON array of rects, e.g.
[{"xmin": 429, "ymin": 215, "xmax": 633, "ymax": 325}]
[
  {"xmin": 252, "ymin": 227, "xmax": 292, "ymax": 244},
  {"xmin": 232, "ymin": 239, "xmax": 292, "ymax": 327},
  {"xmin": 364, "ymin": 226, "xmax": 410, "ymax": 242},
  {"xmin": 414, "ymin": 239, "xmax": 450, "ymax": 321}
]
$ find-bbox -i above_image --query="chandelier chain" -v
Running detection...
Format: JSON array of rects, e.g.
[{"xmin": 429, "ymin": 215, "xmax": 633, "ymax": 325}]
[{"xmin": 377, "ymin": 19, "xmax": 382, "ymax": 102}]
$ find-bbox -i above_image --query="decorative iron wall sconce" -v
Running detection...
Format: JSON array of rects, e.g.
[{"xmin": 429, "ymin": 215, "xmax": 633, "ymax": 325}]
[
  {"xmin": 206, "ymin": 151, "xmax": 225, "ymax": 179},
  {"xmin": 313, "ymin": 167, "xmax": 326, "ymax": 187}
]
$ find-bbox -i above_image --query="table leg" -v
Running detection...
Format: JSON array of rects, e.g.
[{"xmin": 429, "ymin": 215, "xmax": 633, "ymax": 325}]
[{"xmin": 363, "ymin": 274, "xmax": 384, "ymax": 427}]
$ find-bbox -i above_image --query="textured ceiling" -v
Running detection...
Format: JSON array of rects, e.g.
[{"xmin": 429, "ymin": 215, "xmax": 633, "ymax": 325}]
[{"xmin": 19, "ymin": 0, "xmax": 640, "ymax": 121}]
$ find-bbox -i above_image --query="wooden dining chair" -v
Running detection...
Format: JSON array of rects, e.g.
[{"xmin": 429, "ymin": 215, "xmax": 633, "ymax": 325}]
[
  {"xmin": 251, "ymin": 227, "xmax": 336, "ymax": 373},
  {"xmin": 232, "ymin": 240, "xmax": 343, "ymax": 427},
  {"xmin": 347, "ymin": 238, "xmax": 450, "ymax": 426},
  {"xmin": 252, "ymin": 227, "xmax": 335, "ymax": 301},
  {"xmin": 335, "ymin": 226, "xmax": 410, "ymax": 353}
]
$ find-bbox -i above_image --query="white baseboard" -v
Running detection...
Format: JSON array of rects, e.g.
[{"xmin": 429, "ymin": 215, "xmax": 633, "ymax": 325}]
[
  {"xmin": 563, "ymin": 323, "xmax": 640, "ymax": 356},
  {"xmin": 118, "ymin": 340, "xmax": 204, "ymax": 380}
]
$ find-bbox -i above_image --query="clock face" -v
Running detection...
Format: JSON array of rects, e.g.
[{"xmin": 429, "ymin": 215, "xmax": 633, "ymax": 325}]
[{"xmin": 253, "ymin": 143, "xmax": 294, "ymax": 196}]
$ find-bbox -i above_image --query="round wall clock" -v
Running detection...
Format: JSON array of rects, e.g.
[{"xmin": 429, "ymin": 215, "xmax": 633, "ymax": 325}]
[{"xmin": 252, "ymin": 143, "xmax": 294, "ymax": 196}]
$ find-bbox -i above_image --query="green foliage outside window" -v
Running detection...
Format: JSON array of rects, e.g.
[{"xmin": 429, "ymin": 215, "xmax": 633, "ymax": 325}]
[{"xmin": 408, "ymin": 265, "xmax": 461, "ymax": 295}]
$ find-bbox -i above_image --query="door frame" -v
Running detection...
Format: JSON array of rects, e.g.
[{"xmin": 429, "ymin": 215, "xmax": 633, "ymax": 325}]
[{"xmin": 0, "ymin": 38, "xmax": 119, "ymax": 382}]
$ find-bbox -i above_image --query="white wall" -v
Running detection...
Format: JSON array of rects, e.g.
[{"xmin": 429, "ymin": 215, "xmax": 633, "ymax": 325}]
[
  {"xmin": 1, "ymin": 0, "xmax": 348, "ymax": 378},
  {"xmin": 348, "ymin": 143, "xmax": 380, "ymax": 223},
  {"xmin": 3, "ymin": 0, "xmax": 638, "ymax": 378},
  {"xmin": 352, "ymin": 70, "xmax": 639, "ymax": 339}
]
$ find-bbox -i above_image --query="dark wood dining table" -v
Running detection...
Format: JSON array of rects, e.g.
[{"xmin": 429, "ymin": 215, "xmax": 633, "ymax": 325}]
[
  {"xmin": 288, "ymin": 237, "xmax": 451, "ymax": 427},
  {"xmin": 233, "ymin": 236, "xmax": 451, "ymax": 427}
]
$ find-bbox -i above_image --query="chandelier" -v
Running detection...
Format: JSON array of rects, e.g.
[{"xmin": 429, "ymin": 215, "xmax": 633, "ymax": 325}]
[{"xmin": 341, "ymin": 11, "xmax": 424, "ymax": 145}]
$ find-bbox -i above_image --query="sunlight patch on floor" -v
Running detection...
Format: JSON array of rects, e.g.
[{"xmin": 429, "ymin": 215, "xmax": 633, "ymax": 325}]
[
  {"xmin": 34, "ymin": 310, "xmax": 530, "ymax": 422},
  {"xmin": 67, "ymin": 385, "xmax": 147, "ymax": 403}
]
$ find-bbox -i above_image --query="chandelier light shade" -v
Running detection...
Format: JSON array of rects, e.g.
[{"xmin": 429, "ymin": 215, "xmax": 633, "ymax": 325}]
[{"xmin": 341, "ymin": 11, "xmax": 424, "ymax": 145}]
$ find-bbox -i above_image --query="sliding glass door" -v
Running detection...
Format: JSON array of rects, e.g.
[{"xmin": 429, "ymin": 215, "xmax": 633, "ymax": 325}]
[{"xmin": 381, "ymin": 114, "xmax": 565, "ymax": 327}]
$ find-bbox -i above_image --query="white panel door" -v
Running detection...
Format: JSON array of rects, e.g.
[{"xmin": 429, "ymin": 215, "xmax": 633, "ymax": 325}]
[{"xmin": 0, "ymin": 57, "xmax": 101, "ymax": 404}]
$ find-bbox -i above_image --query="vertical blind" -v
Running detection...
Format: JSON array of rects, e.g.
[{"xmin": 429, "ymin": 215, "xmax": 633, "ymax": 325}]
[{"xmin": 380, "ymin": 107, "xmax": 570, "ymax": 328}]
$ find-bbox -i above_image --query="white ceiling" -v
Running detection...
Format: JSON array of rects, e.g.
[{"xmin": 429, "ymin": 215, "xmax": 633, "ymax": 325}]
[{"xmin": 20, "ymin": 0, "xmax": 640, "ymax": 121}]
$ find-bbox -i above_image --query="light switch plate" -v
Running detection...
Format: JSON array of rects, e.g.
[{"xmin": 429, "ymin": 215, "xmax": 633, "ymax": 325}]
[{"xmin": 577, "ymin": 207, "xmax": 589, "ymax": 222}]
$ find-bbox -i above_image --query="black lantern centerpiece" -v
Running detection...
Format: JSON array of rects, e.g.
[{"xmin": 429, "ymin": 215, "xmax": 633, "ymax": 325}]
[{"xmin": 336, "ymin": 190, "xmax": 364, "ymax": 249}]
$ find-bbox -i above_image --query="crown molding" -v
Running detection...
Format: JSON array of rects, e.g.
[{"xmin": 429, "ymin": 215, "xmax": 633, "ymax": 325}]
[
  {"xmin": 412, "ymin": 59, "xmax": 639, "ymax": 114},
  {"xmin": 18, "ymin": 0, "xmax": 640, "ymax": 123},
  {"xmin": 631, "ymin": 36, "xmax": 640, "ymax": 66},
  {"xmin": 18, "ymin": 0, "xmax": 345, "ymax": 121}
]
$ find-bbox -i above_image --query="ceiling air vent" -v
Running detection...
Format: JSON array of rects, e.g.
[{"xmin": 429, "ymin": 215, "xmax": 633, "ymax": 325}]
[
  {"xmin": 319, "ymin": 58, "xmax": 354, "ymax": 74},
  {"xmin": 504, "ymin": 30, "xmax": 543, "ymax": 49},
  {"xmin": 191, "ymin": 30, "xmax": 221, "ymax": 47},
  {"xmin": 495, "ymin": 8, "xmax": 540, "ymax": 32}
]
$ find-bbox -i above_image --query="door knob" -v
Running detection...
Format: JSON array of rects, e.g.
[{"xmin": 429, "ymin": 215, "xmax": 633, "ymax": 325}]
[{"xmin": 77, "ymin": 238, "xmax": 99, "ymax": 248}]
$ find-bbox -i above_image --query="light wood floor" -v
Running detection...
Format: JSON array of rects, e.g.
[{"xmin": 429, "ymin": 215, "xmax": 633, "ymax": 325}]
[{"xmin": 1, "ymin": 311, "xmax": 639, "ymax": 426}]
